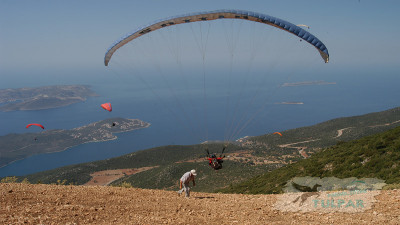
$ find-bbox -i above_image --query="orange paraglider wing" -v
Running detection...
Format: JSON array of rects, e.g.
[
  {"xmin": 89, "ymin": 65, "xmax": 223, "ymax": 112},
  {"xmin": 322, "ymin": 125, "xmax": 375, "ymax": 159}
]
[
  {"xmin": 26, "ymin": 123, "xmax": 45, "ymax": 129},
  {"xmin": 101, "ymin": 103, "xmax": 112, "ymax": 112},
  {"xmin": 273, "ymin": 132, "xmax": 282, "ymax": 136}
]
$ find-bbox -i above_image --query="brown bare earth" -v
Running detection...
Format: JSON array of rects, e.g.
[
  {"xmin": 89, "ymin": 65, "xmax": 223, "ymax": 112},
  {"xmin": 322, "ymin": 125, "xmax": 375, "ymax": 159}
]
[
  {"xmin": 1, "ymin": 183, "xmax": 400, "ymax": 224},
  {"xmin": 83, "ymin": 167, "xmax": 158, "ymax": 186}
]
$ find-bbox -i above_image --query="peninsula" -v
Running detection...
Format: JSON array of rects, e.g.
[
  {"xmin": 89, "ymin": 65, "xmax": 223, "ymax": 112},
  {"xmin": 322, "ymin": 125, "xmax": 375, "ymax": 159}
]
[
  {"xmin": 0, "ymin": 118, "xmax": 150, "ymax": 168},
  {"xmin": 0, "ymin": 85, "xmax": 98, "ymax": 111}
]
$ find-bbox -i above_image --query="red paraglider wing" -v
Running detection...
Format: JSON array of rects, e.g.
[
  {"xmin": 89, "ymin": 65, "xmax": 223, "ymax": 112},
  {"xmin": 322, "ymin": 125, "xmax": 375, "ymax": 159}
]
[
  {"xmin": 26, "ymin": 123, "xmax": 45, "ymax": 129},
  {"xmin": 101, "ymin": 103, "xmax": 112, "ymax": 112},
  {"xmin": 273, "ymin": 132, "xmax": 283, "ymax": 136}
]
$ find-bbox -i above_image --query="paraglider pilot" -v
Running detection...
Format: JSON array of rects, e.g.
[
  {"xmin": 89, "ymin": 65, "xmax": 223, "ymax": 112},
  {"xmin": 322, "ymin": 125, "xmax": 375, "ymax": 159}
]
[{"xmin": 206, "ymin": 147, "xmax": 225, "ymax": 170}]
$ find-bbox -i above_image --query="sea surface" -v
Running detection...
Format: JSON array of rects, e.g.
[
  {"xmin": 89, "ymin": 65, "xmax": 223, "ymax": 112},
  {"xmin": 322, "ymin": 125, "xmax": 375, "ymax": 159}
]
[{"xmin": 1, "ymin": 66, "xmax": 399, "ymax": 177}]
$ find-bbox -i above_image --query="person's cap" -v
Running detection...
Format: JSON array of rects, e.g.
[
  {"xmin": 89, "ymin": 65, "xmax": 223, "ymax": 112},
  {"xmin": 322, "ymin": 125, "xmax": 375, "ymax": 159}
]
[{"xmin": 191, "ymin": 169, "xmax": 197, "ymax": 176}]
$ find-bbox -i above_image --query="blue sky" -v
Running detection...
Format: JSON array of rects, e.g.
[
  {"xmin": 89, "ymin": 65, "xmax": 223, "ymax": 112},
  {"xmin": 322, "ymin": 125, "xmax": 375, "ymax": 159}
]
[
  {"xmin": 1, "ymin": 0, "xmax": 400, "ymax": 86},
  {"xmin": 1, "ymin": 0, "xmax": 400, "ymax": 176}
]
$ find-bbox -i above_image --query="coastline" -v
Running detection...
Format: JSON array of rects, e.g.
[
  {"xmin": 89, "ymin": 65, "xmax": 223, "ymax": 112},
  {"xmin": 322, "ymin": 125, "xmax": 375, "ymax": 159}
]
[
  {"xmin": 0, "ymin": 85, "xmax": 98, "ymax": 112},
  {"xmin": 0, "ymin": 119, "xmax": 151, "ymax": 171}
]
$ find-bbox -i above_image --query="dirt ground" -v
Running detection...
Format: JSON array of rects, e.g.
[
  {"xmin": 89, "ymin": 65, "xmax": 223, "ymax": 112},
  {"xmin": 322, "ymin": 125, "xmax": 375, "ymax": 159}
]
[
  {"xmin": 1, "ymin": 183, "xmax": 400, "ymax": 224},
  {"xmin": 83, "ymin": 167, "xmax": 158, "ymax": 186}
]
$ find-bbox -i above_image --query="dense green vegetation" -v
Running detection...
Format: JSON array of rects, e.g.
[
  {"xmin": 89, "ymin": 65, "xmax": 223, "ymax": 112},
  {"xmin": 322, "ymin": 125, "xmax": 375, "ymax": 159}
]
[
  {"xmin": 249, "ymin": 107, "xmax": 400, "ymax": 154},
  {"xmin": 219, "ymin": 125, "xmax": 400, "ymax": 194},
  {"xmin": 20, "ymin": 144, "xmax": 238, "ymax": 184},
  {"xmin": 110, "ymin": 159, "xmax": 273, "ymax": 193},
  {"xmin": 14, "ymin": 143, "xmax": 275, "ymax": 191}
]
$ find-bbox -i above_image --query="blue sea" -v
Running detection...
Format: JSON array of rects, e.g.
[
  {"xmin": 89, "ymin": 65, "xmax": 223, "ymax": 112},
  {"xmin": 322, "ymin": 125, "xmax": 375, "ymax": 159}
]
[{"xmin": 1, "ymin": 66, "xmax": 399, "ymax": 177}]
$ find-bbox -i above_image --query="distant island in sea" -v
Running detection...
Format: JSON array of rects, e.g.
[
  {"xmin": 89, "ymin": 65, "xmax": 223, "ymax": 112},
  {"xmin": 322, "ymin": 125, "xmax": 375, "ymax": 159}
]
[
  {"xmin": 0, "ymin": 85, "xmax": 98, "ymax": 111},
  {"xmin": 282, "ymin": 80, "xmax": 336, "ymax": 87},
  {"xmin": 275, "ymin": 102, "xmax": 304, "ymax": 105},
  {"xmin": 0, "ymin": 118, "xmax": 150, "ymax": 168}
]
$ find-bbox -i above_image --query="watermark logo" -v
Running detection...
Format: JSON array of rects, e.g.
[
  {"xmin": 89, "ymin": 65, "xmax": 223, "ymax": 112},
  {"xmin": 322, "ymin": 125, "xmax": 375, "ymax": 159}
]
[{"xmin": 274, "ymin": 176, "xmax": 385, "ymax": 213}]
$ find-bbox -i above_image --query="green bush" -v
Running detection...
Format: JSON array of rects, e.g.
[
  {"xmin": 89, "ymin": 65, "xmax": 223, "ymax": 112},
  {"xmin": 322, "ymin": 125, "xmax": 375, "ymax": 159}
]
[{"xmin": 1, "ymin": 176, "xmax": 18, "ymax": 183}]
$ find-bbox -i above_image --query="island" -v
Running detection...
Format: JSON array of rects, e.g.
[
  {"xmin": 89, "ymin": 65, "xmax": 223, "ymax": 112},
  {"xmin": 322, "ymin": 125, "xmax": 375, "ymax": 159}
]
[
  {"xmin": 0, "ymin": 118, "xmax": 150, "ymax": 168},
  {"xmin": 282, "ymin": 80, "xmax": 336, "ymax": 87},
  {"xmin": 0, "ymin": 85, "xmax": 98, "ymax": 111},
  {"xmin": 275, "ymin": 102, "xmax": 304, "ymax": 105}
]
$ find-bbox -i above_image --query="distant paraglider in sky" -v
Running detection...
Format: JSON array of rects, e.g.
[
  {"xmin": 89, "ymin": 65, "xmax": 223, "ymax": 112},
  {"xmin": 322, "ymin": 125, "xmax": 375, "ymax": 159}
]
[
  {"xmin": 273, "ymin": 132, "xmax": 283, "ymax": 136},
  {"xmin": 101, "ymin": 103, "xmax": 115, "ymax": 127},
  {"xmin": 26, "ymin": 123, "xmax": 45, "ymax": 141},
  {"xmin": 26, "ymin": 123, "xmax": 45, "ymax": 129},
  {"xmin": 101, "ymin": 103, "xmax": 112, "ymax": 112}
]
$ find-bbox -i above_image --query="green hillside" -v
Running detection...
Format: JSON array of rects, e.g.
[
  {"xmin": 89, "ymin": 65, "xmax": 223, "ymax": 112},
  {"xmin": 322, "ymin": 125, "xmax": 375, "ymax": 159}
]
[
  {"xmin": 246, "ymin": 107, "xmax": 400, "ymax": 157},
  {"xmin": 6, "ymin": 107, "xmax": 400, "ymax": 193},
  {"xmin": 219, "ymin": 125, "xmax": 400, "ymax": 194}
]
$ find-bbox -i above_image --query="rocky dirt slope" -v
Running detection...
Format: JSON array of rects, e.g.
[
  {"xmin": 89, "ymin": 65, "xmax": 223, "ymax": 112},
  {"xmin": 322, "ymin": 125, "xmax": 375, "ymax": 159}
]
[{"xmin": 1, "ymin": 183, "xmax": 400, "ymax": 224}]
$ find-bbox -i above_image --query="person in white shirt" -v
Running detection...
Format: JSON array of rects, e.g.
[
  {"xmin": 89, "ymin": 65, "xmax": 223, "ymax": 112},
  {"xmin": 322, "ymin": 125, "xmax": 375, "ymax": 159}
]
[{"xmin": 177, "ymin": 169, "xmax": 197, "ymax": 198}]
